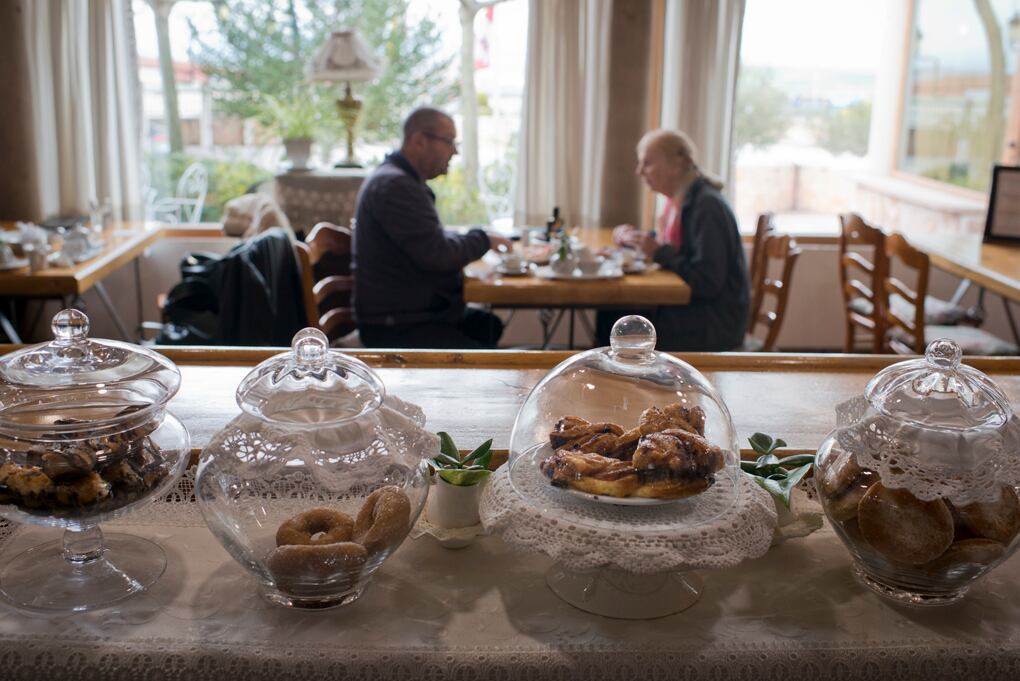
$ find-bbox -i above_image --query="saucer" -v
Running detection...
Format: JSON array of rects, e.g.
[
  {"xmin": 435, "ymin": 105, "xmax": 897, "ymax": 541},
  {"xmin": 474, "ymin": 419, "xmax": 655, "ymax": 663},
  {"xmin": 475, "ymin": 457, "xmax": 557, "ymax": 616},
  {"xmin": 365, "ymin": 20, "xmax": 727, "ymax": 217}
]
[
  {"xmin": 495, "ymin": 263, "xmax": 532, "ymax": 277},
  {"xmin": 534, "ymin": 265, "xmax": 624, "ymax": 281},
  {"xmin": 622, "ymin": 261, "xmax": 647, "ymax": 274},
  {"xmin": 0, "ymin": 258, "xmax": 29, "ymax": 272}
]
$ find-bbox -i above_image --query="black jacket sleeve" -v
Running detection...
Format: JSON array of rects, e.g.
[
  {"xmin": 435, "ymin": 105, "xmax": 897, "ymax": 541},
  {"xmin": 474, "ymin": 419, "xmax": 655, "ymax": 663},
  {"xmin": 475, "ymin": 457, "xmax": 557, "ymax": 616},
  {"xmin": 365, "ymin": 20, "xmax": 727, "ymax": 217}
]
[
  {"xmin": 373, "ymin": 174, "xmax": 490, "ymax": 272},
  {"xmin": 652, "ymin": 194, "xmax": 733, "ymax": 300}
]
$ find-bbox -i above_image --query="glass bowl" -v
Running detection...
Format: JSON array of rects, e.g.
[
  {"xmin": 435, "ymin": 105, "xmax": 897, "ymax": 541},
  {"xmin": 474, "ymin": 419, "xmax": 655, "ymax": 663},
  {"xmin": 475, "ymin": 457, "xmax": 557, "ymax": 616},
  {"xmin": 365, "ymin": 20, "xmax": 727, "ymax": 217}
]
[
  {"xmin": 196, "ymin": 328, "xmax": 437, "ymax": 609},
  {"xmin": 815, "ymin": 339, "xmax": 1020, "ymax": 605},
  {"xmin": 0, "ymin": 309, "xmax": 190, "ymax": 612}
]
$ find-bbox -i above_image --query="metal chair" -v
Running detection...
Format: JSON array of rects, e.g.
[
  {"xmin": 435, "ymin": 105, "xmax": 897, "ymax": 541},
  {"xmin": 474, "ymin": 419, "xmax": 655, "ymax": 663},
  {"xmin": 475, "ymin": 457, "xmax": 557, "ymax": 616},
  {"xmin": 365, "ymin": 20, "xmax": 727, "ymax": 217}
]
[{"xmin": 151, "ymin": 163, "xmax": 208, "ymax": 224}]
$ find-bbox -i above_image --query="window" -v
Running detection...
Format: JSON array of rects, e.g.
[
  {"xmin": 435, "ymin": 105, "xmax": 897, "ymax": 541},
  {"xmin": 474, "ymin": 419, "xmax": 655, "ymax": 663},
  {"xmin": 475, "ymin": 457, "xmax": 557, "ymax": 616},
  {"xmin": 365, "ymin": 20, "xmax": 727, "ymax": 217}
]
[{"xmin": 899, "ymin": 0, "xmax": 1018, "ymax": 193}]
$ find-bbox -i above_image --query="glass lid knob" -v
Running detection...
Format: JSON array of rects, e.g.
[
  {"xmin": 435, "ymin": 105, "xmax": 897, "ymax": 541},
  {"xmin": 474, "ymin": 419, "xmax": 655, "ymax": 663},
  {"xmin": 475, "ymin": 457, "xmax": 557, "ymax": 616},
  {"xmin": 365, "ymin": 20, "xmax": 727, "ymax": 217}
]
[
  {"xmin": 292, "ymin": 327, "xmax": 329, "ymax": 369},
  {"xmin": 610, "ymin": 315, "xmax": 656, "ymax": 360},
  {"xmin": 51, "ymin": 308, "xmax": 89, "ymax": 344},
  {"xmin": 925, "ymin": 338, "xmax": 962, "ymax": 370}
]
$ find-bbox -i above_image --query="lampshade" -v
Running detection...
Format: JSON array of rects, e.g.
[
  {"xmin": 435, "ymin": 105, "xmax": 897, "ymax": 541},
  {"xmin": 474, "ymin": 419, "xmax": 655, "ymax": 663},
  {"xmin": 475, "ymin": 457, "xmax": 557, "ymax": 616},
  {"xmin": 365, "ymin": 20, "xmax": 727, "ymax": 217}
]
[{"xmin": 306, "ymin": 31, "xmax": 383, "ymax": 82}]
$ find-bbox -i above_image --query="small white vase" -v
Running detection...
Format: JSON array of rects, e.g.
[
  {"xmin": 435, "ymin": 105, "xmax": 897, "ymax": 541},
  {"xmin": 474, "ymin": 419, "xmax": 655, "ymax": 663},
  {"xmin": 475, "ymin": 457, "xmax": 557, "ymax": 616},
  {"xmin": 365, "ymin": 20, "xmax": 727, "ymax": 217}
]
[
  {"xmin": 427, "ymin": 477, "xmax": 485, "ymax": 530},
  {"xmin": 284, "ymin": 138, "xmax": 313, "ymax": 170}
]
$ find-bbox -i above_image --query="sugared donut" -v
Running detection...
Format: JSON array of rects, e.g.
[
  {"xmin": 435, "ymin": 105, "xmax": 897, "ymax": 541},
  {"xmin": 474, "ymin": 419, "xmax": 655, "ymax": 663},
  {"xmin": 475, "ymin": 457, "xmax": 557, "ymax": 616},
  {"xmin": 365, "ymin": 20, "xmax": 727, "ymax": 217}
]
[
  {"xmin": 354, "ymin": 486, "xmax": 411, "ymax": 555},
  {"xmin": 954, "ymin": 486, "xmax": 1020, "ymax": 545},
  {"xmin": 858, "ymin": 483, "xmax": 954, "ymax": 565},
  {"xmin": 266, "ymin": 541, "xmax": 368, "ymax": 593},
  {"xmin": 276, "ymin": 507, "xmax": 355, "ymax": 547}
]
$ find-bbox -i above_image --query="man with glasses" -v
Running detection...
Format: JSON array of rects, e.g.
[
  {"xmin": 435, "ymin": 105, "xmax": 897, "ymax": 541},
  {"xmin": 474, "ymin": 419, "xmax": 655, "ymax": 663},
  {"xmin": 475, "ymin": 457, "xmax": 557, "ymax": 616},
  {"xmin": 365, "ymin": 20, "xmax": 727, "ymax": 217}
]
[{"xmin": 353, "ymin": 107, "xmax": 512, "ymax": 348}]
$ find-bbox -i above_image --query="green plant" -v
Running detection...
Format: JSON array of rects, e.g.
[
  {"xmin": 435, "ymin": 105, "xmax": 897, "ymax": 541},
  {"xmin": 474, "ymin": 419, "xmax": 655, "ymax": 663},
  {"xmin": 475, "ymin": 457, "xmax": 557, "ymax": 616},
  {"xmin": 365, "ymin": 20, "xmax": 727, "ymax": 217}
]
[
  {"xmin": 428, "ymin": 432, "xmax": 493, "ymax": 486},
  {"xmin": 260, "ymin": 90, "xmax": 320, "ymax": 140},
  {"xmin": 740, "ymin": 433, "xmax": 814, "ymax": 509}
]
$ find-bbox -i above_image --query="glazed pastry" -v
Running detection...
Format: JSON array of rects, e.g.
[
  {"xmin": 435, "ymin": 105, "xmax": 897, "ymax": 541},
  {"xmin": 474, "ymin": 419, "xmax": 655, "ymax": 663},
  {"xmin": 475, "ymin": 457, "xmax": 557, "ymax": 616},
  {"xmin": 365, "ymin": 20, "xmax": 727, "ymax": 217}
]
[
  {"xmin": 858, "ymin": 483, "xmax": 954, "ymax": 565},
  {"xmin": 541, "ymin": 428, "xmax": 725, "ymax": 500},
  {"xmin": 612, "ymin": 404, "xmax": 706, "ymax": 458},
  {"xmin": 548, "ymin": 417, "xmax": 624, "ymax": 456}
]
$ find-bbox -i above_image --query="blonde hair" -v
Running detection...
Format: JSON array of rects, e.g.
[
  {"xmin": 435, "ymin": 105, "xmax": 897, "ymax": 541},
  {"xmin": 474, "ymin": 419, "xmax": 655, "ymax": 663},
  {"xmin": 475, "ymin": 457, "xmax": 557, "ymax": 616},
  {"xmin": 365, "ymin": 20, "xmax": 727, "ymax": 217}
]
[{"xmin": 638, "ymin": 129, "xmax": 724, "ymax": 191}]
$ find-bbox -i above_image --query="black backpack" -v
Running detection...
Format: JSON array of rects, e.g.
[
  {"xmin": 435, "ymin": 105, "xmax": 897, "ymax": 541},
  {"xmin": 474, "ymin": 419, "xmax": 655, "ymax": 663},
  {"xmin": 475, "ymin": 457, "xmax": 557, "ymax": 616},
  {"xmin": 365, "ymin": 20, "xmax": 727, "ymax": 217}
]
[{"xmin": 156, "ymin": 253, "xmax": 221, "ymax": 345}]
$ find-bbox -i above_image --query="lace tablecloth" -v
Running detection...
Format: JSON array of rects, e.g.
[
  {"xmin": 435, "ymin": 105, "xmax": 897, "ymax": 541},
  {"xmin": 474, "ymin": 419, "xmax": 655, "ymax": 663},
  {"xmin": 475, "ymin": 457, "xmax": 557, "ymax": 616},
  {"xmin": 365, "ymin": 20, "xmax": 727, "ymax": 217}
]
[{"xmin": 1, "ymin": 476, "xmax": 1019, "ymax": 680}]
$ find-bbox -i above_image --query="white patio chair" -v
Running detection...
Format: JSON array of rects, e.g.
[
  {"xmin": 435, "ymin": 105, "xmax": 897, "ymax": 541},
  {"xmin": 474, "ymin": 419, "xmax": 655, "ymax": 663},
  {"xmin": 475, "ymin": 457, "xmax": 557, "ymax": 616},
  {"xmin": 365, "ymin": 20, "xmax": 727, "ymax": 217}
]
[{"xmin": 151, "ymin": 162, "xmax": 208, "ymax": 224}]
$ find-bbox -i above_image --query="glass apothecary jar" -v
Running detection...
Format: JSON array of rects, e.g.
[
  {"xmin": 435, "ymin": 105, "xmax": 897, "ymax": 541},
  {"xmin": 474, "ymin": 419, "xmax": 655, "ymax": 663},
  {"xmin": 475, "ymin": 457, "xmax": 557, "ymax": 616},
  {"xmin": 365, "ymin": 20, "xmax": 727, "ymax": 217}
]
[
  {"xmin": 815, "ymin": 339, "xmax": 1020, "ymax": 605},
  {"xmin": 0, "ymin": 309, "xmax": 190, "ymax": 612},
  {"xmin": 196, "ymin": 328, "xmax": 436, "ymax": 609}
]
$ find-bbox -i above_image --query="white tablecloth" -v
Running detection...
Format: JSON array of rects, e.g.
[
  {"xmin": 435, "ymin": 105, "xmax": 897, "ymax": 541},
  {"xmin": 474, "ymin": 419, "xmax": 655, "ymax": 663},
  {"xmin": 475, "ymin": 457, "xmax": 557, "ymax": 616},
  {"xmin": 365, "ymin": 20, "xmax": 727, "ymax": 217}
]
[{"xmin": 0, "ymin": 479, "xmax": 1018, "ymax": 681}]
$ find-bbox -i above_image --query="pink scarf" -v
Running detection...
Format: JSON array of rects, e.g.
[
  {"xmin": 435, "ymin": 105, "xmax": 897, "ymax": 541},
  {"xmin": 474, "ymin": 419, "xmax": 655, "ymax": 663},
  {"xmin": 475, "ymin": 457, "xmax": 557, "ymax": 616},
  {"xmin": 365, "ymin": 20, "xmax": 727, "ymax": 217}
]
[{"xmin": 658, "ymin": 198, "xmax": 682, "ymax": 249}]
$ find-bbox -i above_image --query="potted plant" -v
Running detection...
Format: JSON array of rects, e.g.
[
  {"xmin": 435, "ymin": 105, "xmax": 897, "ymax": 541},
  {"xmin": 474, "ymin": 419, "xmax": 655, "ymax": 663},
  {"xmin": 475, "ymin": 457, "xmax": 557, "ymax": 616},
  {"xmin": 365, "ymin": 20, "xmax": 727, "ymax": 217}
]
[
  {"xmin": 261, "ymin": 90, "xmax": 320, "ymax": 170},
  {"xmin": 426, "ymin": 432, "xmax": 493, "ymax": 534},
  {"xmin": 740, "ymin": 432, "xmax": 814, "ymax": 526}
]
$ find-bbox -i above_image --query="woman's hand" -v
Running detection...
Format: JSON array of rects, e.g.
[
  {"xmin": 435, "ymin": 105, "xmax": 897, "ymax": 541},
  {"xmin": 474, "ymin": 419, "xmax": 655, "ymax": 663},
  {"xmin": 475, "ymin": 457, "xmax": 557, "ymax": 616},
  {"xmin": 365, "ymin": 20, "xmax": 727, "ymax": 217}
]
[
  {"xmin": 612, "ymin": 223, "xmax": 638, "ymax": 247},
  {"xmin": 626, "ymin": 232, "xmax": 659, "ymax": 260}
]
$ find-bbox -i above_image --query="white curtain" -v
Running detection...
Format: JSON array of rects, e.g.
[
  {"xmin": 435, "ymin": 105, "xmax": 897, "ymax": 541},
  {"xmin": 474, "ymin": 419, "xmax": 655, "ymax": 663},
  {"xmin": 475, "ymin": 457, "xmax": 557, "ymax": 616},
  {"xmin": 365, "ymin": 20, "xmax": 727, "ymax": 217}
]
[
  {"xmin": 23, "ymin": 0, "xmax": 142, "ymax": 222},
  {"xmin": 660, "ymin": 0, "xmax": 746, "ymax": 194},
  {"xmin": 513, "ymin": 0, "xmax": 612, "ymax": 228}
]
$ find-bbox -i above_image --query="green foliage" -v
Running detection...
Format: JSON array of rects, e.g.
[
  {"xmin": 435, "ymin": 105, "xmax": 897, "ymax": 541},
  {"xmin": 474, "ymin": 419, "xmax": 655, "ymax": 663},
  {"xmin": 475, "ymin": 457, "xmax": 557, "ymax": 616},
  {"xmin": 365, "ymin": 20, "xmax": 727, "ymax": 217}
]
[
  {"xmin": 429, "ymin": 432, "xmax": 493, "ymax": 486},
  {"xmin": 146, "ymin": 151, "xmax": 272, "ymax": 222},
  {"xmin": 259, "ymin": 87, "xmax": 321, "ymax": 140},
  {"xmin": 814, "ymin": 101, "xmax": 872, "ymax": 157},
  {"xmin": 188, "ymin": 0, "xmax": 456, "ymax": 148},
  {"xmin": 431, "ymin": 165, "xmax": 489, "ymax": 226},
  {"xmin": 740, "ymin": 433, "xmax": 814, "ymax": 509},
  {"xmin": 734, "ymin": 67, "xmax": 789, "ymax": 150}
]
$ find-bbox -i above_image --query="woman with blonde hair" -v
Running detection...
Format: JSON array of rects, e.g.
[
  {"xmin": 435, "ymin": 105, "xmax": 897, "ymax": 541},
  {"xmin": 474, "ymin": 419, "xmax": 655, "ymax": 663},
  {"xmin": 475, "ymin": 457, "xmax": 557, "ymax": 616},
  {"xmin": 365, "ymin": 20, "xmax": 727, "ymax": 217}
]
[{"xmin": 599, "ymin": 129, "xmax": 749, "ymax": 351}]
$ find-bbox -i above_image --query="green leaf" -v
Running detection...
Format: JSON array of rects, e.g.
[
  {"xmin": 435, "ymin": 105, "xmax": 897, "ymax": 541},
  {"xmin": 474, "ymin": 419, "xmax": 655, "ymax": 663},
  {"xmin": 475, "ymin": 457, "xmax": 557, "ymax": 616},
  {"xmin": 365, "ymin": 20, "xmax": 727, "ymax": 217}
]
[
  {"xmin": 755, "ymin": 453, "xmax": 780, "ymax": 468},
  {"xmin": 430, "ymin": 453, "xmax": 463, "ymax": 469},
  {"xmin": 462, "ymin": 439, "xmax": 493, "ymax": 468},
  {"xmin": 437, "ymin": 432, "xmax": 460, "ymax": 461},
  {"xmin": 739, "ymin": 460, "xmax": 759, "ymax": 473},
  {"xmin": 773, "ymin": 438, "xmax": 788, "ymax": 449},
  {"xmin": 777, "ymin": 453, "xmax": 815, "ymax": 468},
  {"xmin": 749, "ymin": 432, "xmax": 774, "ymax": 454},
  {"xmin": 438, "ymin": 468, "xmax": 492, "ymax": 486},
  {"xmin": 782, "ymin": 462, "xmax": 813, "ymax": 490}
]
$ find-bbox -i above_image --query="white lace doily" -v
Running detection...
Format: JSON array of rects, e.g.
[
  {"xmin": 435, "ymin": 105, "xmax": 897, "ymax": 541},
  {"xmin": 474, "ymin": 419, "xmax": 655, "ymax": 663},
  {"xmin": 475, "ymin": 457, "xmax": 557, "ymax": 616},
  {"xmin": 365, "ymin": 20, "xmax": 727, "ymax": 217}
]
[
  {"xmin": 480, "ymin": 453, "xmax": 776, "ymax": 573},
  {"xmin": 835, "ymin": 396, "xmax": 1020, "ymax": 505}
]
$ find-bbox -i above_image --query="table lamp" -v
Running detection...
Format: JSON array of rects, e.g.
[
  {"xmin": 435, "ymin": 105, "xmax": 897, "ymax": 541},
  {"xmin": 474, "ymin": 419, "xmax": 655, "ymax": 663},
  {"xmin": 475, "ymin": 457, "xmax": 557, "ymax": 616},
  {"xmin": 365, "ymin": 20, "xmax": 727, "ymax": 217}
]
[{"xmin": 306, "ymin": 31, "xmax": 383, "ymax": 168}]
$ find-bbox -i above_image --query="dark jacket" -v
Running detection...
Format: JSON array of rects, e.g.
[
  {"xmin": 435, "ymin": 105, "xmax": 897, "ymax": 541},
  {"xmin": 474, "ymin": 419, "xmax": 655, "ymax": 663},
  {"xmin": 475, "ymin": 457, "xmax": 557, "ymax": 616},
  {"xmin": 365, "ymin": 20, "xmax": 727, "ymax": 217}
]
[
  {"xmin": 652, "ymin": 178, "xmax": 749, "ymax": 351},
  {"xmin": 353, "ymin": 152, "xmax": 491, "ymax": 326},
  {"xmin": 158, "ymin": 227, "xmax": 306, "ymax": 346}
]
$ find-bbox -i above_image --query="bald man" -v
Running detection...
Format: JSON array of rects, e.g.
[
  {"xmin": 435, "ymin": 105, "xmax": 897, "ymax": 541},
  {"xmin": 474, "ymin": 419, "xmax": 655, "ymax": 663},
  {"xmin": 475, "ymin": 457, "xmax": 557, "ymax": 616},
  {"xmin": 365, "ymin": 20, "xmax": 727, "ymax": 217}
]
[{"xmin": 353, "ymin": 108, "xmax": 512, "ymax": 348}]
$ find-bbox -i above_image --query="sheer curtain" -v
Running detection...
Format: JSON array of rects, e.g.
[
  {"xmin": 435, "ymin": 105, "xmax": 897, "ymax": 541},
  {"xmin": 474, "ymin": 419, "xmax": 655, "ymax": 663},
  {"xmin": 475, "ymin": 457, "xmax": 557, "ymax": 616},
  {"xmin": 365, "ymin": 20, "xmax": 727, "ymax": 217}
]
[
  {"xmin": 660, "ymin": 0, "xmax": 746, "ymax": 194},
  {"xmin": 513, "ymin": 0, "xmax": 612, "ymax": 228},
  {"xmin": 23, "ymin": 0, "xmax": 142, "ymax": 222}
]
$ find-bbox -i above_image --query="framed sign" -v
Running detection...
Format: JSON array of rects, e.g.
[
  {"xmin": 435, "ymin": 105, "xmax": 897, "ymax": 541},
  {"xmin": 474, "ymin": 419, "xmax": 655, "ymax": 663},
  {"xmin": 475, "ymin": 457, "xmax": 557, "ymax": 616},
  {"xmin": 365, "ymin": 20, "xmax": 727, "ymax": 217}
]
[{"xmin": 984, "ymin": 165, "xmax": 1020, "ymax": 242}]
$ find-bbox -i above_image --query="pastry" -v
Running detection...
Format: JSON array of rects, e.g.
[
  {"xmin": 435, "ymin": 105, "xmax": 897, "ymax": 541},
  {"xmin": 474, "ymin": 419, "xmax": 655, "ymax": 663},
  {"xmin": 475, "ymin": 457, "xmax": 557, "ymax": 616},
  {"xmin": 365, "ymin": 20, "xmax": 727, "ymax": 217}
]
[
  {"xmin": 923, "ymin": 538, "xmax": 1004, "ymax": 577},
  {"xmin": 857, "ymin": 482, "xmax": 954, "ymax": 565},
  {"xmin": 354, "ymin": 486, "xmax": 411, "ymax": 555},
  {"xmin": 819, "ymin": 449, "xmax": 878, "ymax": 522},
  {"xmin": 276, "ymin": 508, "xmax": 355, "ymax": 547},
  {"xmin": 952, "ymin": 486, "xmax": 1020, "ymax": 545}
]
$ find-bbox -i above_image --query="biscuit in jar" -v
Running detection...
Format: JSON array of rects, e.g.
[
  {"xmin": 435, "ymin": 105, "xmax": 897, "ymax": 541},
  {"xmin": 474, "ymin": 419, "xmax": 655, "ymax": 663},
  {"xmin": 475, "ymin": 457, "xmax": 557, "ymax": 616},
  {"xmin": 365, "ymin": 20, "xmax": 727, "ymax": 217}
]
[
  {"xmin": 952, "ymin": 486, "xmax": 1020, "ymax": 545},
  {"xmin": 857, "ymin": 482, "xmax": 954, "ymax": 565}
]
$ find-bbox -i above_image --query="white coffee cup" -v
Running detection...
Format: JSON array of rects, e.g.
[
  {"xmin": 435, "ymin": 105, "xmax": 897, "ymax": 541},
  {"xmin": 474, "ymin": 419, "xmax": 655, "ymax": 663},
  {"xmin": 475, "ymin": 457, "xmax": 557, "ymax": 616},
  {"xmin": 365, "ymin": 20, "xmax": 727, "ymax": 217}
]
[
  {"xmin": 578, "ymin": 256, "xmax": 604, "ymax": 275},
  {"xmin": 501, "ymin": 252, "xmax": 523, "ymax": 270}
]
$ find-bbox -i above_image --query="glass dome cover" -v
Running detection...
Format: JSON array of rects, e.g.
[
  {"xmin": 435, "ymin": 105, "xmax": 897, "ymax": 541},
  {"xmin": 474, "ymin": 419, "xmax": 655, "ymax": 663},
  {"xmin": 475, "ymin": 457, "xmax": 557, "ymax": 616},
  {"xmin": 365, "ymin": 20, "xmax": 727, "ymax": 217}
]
[
  {"xmin": 196, "ymin": 328, "xmax": 437, "ymax": 610},
  {"xmin": 0, "ymin": 308, "xmax": 181, "ymax": 431},
  {"xmin": 508, "ymin": 315, "xmax": 741, "ymax": 520}
]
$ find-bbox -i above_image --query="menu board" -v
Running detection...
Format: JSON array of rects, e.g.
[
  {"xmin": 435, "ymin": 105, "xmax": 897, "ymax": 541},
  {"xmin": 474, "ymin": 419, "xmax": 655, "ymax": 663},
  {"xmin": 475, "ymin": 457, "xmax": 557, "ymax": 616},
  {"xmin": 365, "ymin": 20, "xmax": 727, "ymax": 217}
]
[{"xmin": 985, "ymin": 165, "xmax": 1020, "ymax": 242}]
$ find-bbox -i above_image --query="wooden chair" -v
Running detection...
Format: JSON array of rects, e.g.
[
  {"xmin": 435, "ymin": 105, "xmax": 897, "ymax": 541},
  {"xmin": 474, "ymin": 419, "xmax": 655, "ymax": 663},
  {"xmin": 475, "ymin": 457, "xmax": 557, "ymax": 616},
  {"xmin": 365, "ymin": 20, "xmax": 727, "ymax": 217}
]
[
  {"xmin": 744, "ymin": 234, "xmax": 801, "ymax": 352},
  {"xmin": 749, "ymin": 212, "xmax": 777, "ymax": 291},
  {"xmin": 884, "ymin": 234, "xmax": 1018, "ymax": 355},
  {"xmin": 838, "ymin": 213, "xmax": 887, "ymax": 353},
  {"xmin": 293, "ymin": 221, "xmax": 359, "ymax": 346}
]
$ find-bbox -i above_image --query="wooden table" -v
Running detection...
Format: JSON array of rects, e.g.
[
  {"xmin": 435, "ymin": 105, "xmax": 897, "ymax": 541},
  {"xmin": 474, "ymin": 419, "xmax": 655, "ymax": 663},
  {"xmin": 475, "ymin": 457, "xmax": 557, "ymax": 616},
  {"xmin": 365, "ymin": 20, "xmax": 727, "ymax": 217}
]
[
  {"xmin": 151, "ymin": 348, "xmax": 1020, "ymax": 457},
  {"xmin": 899, "ymin": 229, "xmax": 1020, "ymax": 304},
  {"xmin": 463, "ymin": 228, "xmax": 691, "ymax": 347},
  {"xmin": 0, "ymin": 222, "xmax": 226, "ymax": 342}
]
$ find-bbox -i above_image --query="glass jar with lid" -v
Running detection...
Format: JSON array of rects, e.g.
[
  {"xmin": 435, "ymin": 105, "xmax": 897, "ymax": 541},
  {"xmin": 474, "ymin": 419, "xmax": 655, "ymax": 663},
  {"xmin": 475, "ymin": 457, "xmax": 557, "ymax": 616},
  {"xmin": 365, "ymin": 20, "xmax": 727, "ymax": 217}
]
[
  {"xmin": 0, "ymin": 309, "xmax": 190, "ymax": 612},
  {"xmin": 196, "ymin": 328, "xmax": 436, "ymax": 609},
  {"xmin": 815, "ymin": 338, "xmax": 1020, "ymax": 605}
]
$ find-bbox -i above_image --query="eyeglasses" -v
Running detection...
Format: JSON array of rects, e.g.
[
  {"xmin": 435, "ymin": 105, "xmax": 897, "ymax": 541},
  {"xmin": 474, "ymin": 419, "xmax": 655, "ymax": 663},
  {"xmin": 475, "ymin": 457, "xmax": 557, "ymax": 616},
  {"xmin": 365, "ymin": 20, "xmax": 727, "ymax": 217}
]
[{"xmin": 423, "ymin": 132, "xmax": 459, "ymax": 152}]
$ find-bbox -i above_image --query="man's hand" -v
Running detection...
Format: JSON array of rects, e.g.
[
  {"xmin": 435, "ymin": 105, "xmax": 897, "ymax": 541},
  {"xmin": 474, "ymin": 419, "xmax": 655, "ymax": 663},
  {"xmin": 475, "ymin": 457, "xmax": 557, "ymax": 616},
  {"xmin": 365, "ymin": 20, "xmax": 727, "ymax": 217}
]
[{"xmin": 486, "ymin": 233, "xmax": 514, "ymax": 253}]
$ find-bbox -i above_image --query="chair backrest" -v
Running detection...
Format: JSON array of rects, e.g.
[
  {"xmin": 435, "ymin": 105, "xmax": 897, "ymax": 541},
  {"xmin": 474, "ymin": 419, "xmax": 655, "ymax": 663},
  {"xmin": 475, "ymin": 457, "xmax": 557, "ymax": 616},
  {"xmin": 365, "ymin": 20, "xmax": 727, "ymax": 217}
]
[
  {"xmin": 749, "ymin": 212, "xmax": 776, "ymax": 291},
  {"xmin": 884, "ymin": 233, "xmax": 929, "ymax": 354},
  {"xmin": 838, "ymin": 213, "xmax": 886, "ymax": 353},
  {"xmin": 294, "ymin": 221, "xmax": 356, "ymax": 342},
  {"xmin": 151, "ymin": 163, "xmax": 208, "ymax": 224},
  {"xmin": 747, "ymin": 233, "xmax": 801, "ymax": 352}
]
